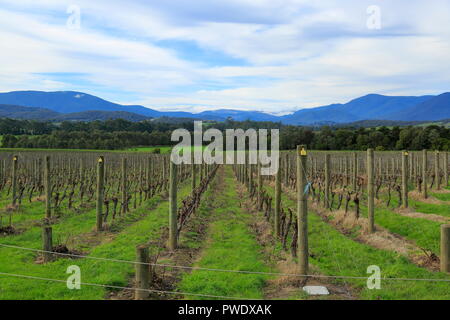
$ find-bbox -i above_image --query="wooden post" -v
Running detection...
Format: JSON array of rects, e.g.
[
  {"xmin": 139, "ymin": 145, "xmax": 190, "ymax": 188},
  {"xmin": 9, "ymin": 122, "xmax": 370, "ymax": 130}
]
[
  {"xmin": 274, "ymin": 160, "xmax": 281, "ymax": 237},
  {"xmin": 257, "ymin": 159, "xmax": 263, "ymax": 209},
  {"xmin": 324, "ymin": 154, "xmax": 330, "ymax": 209},
  {"xmin": 168, "ymin": 161, "xmax": 178, "ymax": 251},
  {"xmin": 42, "ymin": 226, "xmax": 53, "ymax": 262},
  {"xmin": 444, "ymin": 152, "xmax": 449, "ymax": 187},
  {"xmin": 367, "ymin": 149, "xmax": 375, "ymax": 233},
  {"xmin": 96, "ymin": 156, "xmax": 105, "ymax": 231},
  {"xmin": 435, "ymin": 150, "xmax": 441, "ymax": 190},
  {"xmin": 441, "ymin": 225, "xmax": 450, "ymax": 273},
  {"xmin": 248, "ymin": 163, "xmax": 253, "ymax": 193},
  {"xmin": 199, "ymin": 162, "xmax": 203, "ymax": 182},
  {"xmin": 297, "ymin": 145, "xmax": 308, "ymax": 275},
  {"xmin": 422, "ymin": 150, "xmax": 428, "ymax": 199},
  {"xmin": 121, "ymin": 158, "xmax": 128, "ymax": 213},
  {"xmin": 135, "ymin": 244, "xmax": 150, "ymax": 300},
  {"xmin": 345, "ymin": 156, "xmax": 350, "ymax": 185},
  {"xmin": 11, "ymin": 155, "xmax": 18, "ymax": 206},
  {"xmin": 162, "ymin": 157, "xmax": 167, "ymax": 188},
  {"xmin": 191, "ymin": 153, "xmax": 196, "ymax": 192},
  {"xmin": 44, "ymin": 156, "xmax": 51, "ymax": 219},
  {"xmin": 284, "ymin": 155, "xmax": 289, "ymax": 186},
  {"xmin": 409, "ymin": 152, "xmax": 413, "ymax": 180},
  {"xmin": 401, "ymin": 151, "xmax": 409, "ymax": 208},
  {"xmin": 352, "ymin": 152, "xmax": 358, "ymax": 191},
  {"xmin": 147, "ymin": 157, "xmax": 152, "ymax": 188}
]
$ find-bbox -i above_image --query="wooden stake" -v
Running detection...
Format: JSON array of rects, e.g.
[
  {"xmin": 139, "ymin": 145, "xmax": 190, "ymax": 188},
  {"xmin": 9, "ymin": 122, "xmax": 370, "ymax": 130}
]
[
  {"xmin": 367, "ymin": 149, "xmax": 375, "ymax": 233},
  {"xmin": 441, "ymin": 225, "xmax": 450, "ymax": 273},
  {"xmin": 121, "ymin": 158, "xmax": 128, "ymax": 213},
  {"xmin": 11, "ymin": 155, "xmax": 18, "ymax": 206},
  {"xmin": 44, "ymin": 156, "xmax": 51, "ymax": 219},
  {"xmin": 297, "ymin": 145, "xmax": 308, "ymax": 275},
  {"xmin": 401, "ymin": 151, "xmax": 409, "ymax": 208},
  {"xmin": 422, "ymin": 150, "xmax": 428, "ymax": 199},
  {"xmin": 168, "ymin": 161, "xmax": 178, "ymax": 251},
  {"xmin": 42, "ymin": 226, "xmax": 53, "ymax": 262},
  {"xmin": 324, "ymin": 154, "xmax": 330, "ymax": 209},
  {"xmin": 135, "ymin": 244, "xmax": 150, "ymax": 300},
  {"xmin": 96, "ymin": 156, "xmax": 105, "ymax": 231},
  {"xmin": 435, "ymin": 150, "xmax": 441, "ymax": 190},
  {"xmin": 274, "ymin": 159, "xmax": 281, "ymax": 237},
  {"xmin": 352, "ymin": 152, "xmax": 358, "ymax": 191}
]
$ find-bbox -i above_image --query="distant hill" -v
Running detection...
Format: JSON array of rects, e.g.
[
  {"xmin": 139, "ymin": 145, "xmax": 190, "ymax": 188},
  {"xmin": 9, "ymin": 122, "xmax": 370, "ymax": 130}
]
[
  {"xmin": 280, "ymin": 104, "xmax": 355, "ymax": 125},
  {"xmin": 53, "ymin": 110, "xmax": 150, "ymax": 122},
  {"xmin": 0, "ymin": 90, "xmax": 449, "ymax": 125},
  {"xmin": 280, "ymin": 94, "xmax": 434, "ymax": 124},
  {"xmin": 332, "ymin": 119, "xmax": 427, "ymax": 128},
  {"xmin": 388, "ymin": 93, "xmax": 450, "ymax": 121},
  {"xmin": 0, "ymin": 104, "xmax": 60, "ymax": 120},
  {"xmin": 195, "ymin": 109, "xmax": 280, "ymax": 122},
  {"xmin": 0, "ymin": 104, "xmax": 151, "ymax": 122}
]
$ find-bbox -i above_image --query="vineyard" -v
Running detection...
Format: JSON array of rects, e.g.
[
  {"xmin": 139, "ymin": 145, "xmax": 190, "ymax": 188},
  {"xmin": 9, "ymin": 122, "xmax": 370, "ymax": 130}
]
[{"xmin": 0, "ymin": 148, "xmax": 449, "ymax": 300}]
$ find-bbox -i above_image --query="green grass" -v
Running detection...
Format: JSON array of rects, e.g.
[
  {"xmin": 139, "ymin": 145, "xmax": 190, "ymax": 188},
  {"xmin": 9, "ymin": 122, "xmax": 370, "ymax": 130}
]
[
  {"xmin": 125, "ymin": 146, "xmax": 173, "ymax": 153},
  {"xmin": 410, "ymin": 200, "xmax": 450, "ymax": 218},
  {"xmin": 0, "ymin": 181, "xmax": 193, "ymax": 299},
  {"xmin": 178, "ymin": 167, "xmax": 270, "ymax": 300},
  {"xmin": 431, "ymin": 192, "xmax": 450, "ymax": 202},
  {"xmin": 263, "ymin": 183, "xmax": 450, "ymax": 300},
  {"xmin": 372, "ymin": 207, "xmax": 442, "ymax": 254}
]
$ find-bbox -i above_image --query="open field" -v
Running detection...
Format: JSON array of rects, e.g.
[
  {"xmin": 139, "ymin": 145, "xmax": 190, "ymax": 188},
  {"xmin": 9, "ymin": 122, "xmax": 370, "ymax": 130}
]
[{"xmin": 0, "ymin": 149, "xmax": 449, "ymax": 300}]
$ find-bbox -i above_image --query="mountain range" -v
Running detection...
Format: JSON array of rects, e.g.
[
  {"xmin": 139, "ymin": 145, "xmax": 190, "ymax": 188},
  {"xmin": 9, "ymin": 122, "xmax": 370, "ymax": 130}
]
[{"xmin": 0, "ymin": 90, "xmax": 449, "ymax": 125}]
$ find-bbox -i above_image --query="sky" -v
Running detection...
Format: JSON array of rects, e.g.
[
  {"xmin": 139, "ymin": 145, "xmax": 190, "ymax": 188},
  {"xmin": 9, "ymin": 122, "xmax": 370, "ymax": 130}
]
[{"xmin": 0, "ymin": 0, "xmax": 449, "ymax": 114}]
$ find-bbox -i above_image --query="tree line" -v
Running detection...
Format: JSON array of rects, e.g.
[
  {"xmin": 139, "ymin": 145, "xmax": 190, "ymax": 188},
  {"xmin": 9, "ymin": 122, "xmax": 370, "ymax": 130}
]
[{"xmin": 0, "ymin": 118, "xmax": 449, "ymax": 151}]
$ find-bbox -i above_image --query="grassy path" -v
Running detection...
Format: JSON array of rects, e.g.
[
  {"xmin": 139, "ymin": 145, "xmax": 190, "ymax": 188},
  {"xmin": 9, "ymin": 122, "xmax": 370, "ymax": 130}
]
[{"xmin": 178, "ymin": 166, "xmax": 270, "ymax": 300}]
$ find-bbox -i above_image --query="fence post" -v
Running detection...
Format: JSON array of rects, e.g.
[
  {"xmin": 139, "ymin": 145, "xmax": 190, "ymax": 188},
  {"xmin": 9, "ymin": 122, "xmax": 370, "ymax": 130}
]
[
  {"xmin": 96, "ymin": 156, "xmax": 105, "ymax": 231},
  {"xmin": 135, "ymin": 244, "xmax": 150, "ymax": 300},
  {"xmin": 248, "ymin": 163, "xmax": 253, "ymax": 193},
  {"xmin": 191, "ymin": 153, "xmax": 196, "ymax": 192},
  {"xmin": 345, "ymin": 156, "xmax": 350, "ymax": 185},
  {"xmin": 324, "ymin": 154, "xmax": 331, "ymax": 209},
  {"xmin": 274, "ymin": 160, "xmax": 281, "ymax": 237},
  {"xmin": 297, "ymin": 145, "xmax": 308, "ymax": 275},
  {"xmin": 441, "ymin": 225, "xmax": 450, "ymax": 273},
  {"xmin": 121, "ymin": 158, "xmax": 128, "ymax": 213},
  {"xmin": 352, "ymin": 152, "xmax": 358, "ymax": 191},
  {"xmin": 444, "ymin": 152, "xmax": 449, "ymax": 187},
  {"xmin": 435, "ymin": 150, "xmax": 441, "ymax": 190},
  {"xmin": 42, "ymin": 226, "xmax": 53, "ymax": 262},
  {"xmin": 147, "ymin": 157, "xmax": 152, "ymax": 188},
  {"xmin": 44, "ymin": 156, "xmax": 52, "ymax": 219},
  {"xmin": 367, "ymin": 149, "xmax": 375, "ymax": 233},
  {"xmin": 422, "ymin": 149, "xmax": 428, "ymax": 199},
  {"xmin": 169, "ymin": 161, "xmax": 178, "ymax": 251},
  {"xmin": 401, "ymin": 151, "xmax": 409, "ymax": 208},
  {"xmin": 11, "ymin": 155, "xmax": 18, "ymax": 206},
  {"xmin": 257, "ymin": 158, "xmax": 263, "ymax": 210}
]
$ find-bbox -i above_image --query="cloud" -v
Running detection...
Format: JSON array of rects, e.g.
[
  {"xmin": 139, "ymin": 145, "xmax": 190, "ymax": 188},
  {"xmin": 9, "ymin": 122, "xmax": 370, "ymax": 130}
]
[{"xmin": 0, "ymin": 0, "xmax": 449, "ymax": 113}]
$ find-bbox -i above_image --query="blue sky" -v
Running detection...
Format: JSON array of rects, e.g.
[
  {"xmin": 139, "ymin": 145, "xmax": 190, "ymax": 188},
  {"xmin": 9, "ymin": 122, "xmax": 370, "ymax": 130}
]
[{"xmin": 0, "ymin": 0, "xmax": 449, "ymax": 114}]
